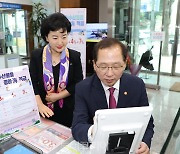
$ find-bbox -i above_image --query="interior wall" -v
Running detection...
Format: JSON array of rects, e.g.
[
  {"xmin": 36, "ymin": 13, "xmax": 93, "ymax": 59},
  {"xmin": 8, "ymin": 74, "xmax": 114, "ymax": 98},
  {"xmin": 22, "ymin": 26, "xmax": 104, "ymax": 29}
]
[
  {"xmin": 80, "ymin": 0, "xmax": 99, "ymax": 22},
  {"xmin": 60, "ymin": 0, "xmax": 99, "ymax": 22},
  {"xmin": 99, "ymin": 0, "xmax": 114, "ymax": 37},
  {"xmin": 99, "ymin": 0, "xmax": 108, "ymax": 22},
  {"xmin": 59, "ymin": 0, "xmax": 81, "ymax": 8}
]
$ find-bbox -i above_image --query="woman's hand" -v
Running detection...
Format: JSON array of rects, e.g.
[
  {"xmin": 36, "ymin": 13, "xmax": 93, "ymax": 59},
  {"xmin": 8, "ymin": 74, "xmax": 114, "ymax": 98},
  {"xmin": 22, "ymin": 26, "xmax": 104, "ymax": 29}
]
[
  {"xmin": 35, "ymin": 95, "xmax": 54, "ymax": 118},
  {"xmin": 45, "ymin": 89, "xmax": 71, "ymax": 104},
  {"xmin": 45, "ymin": 93, "xmax": 59, "ymax": 103}
]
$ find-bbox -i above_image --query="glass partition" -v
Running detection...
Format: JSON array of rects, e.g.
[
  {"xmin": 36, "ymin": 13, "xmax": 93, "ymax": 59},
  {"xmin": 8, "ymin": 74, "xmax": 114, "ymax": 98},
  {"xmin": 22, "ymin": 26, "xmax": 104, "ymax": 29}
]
[
  {"xmin": 175, "ymin": 33, "xmax": 180, "ymax": 74},
  {"xmin": 0, "ymin": 10, "xmax": 5, "ymax": 54},
  {"xmin": 0, "ymin": 8, "xmax": 27, "ymax": 56},
  {"xmin": 15, "ymin": 10, "xmax": 27, "ymax": 56},
  {"xmin": 113, "ymin": 0, "xmax": 180, "ymax": 88}
]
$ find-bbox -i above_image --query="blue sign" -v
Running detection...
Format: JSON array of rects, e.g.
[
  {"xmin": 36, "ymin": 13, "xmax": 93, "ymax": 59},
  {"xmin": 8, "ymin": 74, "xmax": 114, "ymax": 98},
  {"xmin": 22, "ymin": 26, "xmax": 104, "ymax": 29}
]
[
  {"xmin": 0, "ymin": 2, "xmax": 22, "ymax": 9},
  {"xmin": 141, "ymin": 4, "xmax": 147, "ymax": 12}
]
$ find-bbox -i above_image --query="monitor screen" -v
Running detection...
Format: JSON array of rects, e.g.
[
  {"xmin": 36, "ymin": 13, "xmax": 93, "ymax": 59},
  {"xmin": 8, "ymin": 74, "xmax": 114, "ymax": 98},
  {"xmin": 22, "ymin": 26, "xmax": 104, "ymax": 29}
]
[
  {"xmin": 86, "ymin": 23, "xmax": 108, "ymax": 42},
  {"xmin": 90, "ymin": 106, "xmax": 153, "ymax": 154}
]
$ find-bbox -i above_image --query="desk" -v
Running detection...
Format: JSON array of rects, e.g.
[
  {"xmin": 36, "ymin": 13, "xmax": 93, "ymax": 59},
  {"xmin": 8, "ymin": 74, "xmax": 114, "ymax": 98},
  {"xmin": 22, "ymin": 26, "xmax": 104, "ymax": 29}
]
[
  {"xmin": 57, "ymin": 140, "xmax": 90, "ymax": 154},
  {"xmin": 13, "ymin": 117, "xmax": 91, "ymax": 154},
  {"xmin": 160, "ymin": 107, "xmax": 180, "ymax": 154}
]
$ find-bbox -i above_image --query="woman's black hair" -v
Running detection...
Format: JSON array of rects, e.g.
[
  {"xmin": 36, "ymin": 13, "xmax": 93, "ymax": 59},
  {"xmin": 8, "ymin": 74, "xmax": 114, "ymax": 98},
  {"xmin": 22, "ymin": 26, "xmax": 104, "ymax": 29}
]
[{"xmin": 40, "ymin": 12, "xmax": 71, "ymax": 42}]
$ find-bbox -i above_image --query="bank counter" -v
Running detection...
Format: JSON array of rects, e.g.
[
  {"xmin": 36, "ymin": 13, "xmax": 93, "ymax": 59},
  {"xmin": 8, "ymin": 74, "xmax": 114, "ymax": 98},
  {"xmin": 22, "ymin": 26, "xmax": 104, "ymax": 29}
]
[
  {"xmin": 5, "ymin": 118, "xmax": 88, "ymax": 154},
  {"xmin": 9, "ymin": 118, "xmax": 89, "ymax": 154}
]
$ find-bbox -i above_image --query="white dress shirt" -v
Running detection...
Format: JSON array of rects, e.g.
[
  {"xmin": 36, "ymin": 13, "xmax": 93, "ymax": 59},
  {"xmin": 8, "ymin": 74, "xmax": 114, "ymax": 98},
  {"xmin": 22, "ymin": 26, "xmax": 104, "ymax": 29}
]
[
  {"xmin": 88, "ymin": 79, "xmax": 120, "ymax": 142},
  {"xmin": 101, "ymin": 79, "xmax": 120, "ymax": 107}
]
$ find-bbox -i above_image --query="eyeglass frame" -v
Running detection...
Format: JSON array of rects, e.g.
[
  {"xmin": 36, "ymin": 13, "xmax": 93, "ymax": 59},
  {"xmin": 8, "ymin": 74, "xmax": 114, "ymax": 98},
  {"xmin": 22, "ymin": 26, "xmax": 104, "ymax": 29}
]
[{"xmin": 95, "ymin": 63, "xmax": 125, "ymax": 73}]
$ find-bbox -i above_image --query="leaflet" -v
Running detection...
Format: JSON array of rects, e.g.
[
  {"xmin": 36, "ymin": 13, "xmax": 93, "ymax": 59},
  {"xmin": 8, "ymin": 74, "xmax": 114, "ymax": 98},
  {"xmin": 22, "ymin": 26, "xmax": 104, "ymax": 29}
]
[
  {"xmin": 0, "ymin": 66, "xmax": 40, "ymax": 140},
  {"xmin": 13, "ymin": 119, "xmax": 73, "ymax": 154}
]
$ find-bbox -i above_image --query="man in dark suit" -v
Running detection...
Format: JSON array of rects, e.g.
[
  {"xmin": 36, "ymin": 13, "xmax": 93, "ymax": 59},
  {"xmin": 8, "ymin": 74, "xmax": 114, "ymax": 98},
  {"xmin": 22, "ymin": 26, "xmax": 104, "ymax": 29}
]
[{"xmin": 72, "ymin": 38, "xmax": 154, "ymax": 154}]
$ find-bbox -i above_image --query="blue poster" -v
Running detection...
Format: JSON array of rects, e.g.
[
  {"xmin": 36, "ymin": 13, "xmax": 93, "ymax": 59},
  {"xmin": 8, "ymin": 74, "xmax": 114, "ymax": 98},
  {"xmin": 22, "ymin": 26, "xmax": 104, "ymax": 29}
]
[{"xmin": 0, "ymin": 2, "xmax": 22, "ymax": 9}]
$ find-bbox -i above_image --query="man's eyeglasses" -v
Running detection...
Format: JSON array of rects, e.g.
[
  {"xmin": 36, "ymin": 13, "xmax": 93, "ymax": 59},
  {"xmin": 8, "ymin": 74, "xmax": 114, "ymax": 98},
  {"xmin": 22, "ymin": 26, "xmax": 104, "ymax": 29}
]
[{"xmin": 95, "ymin": 63, "xmax": 124, "ymax": 73}]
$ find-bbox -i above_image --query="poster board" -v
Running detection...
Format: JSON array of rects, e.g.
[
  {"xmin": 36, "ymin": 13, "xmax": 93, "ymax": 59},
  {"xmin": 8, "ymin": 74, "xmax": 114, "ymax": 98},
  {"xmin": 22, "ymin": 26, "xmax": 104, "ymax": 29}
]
[
  {"xmin": 0, "ymin": 65, "xmax": 40, "ymax": 140},
  {"xmin": 61, "ymin": 8, "xmax": 86, "ymax": 78},
  {"xmin": 86, "ymin": 23, "xmax": 108, "ymax": 42}
]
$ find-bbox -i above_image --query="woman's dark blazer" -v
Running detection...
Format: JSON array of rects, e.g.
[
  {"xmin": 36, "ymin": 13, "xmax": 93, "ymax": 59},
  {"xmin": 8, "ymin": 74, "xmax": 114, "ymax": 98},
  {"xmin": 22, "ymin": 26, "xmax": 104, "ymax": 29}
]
[{"xmin": 29, "ymin": 47, "xmax": 83, "ymax": 111}]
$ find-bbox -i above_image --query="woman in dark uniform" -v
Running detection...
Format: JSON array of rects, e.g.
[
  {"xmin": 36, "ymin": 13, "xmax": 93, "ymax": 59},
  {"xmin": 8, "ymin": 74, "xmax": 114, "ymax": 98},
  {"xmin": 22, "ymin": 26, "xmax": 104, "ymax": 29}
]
[{"xmin": 29, "ymin": 12, "xmax": 83, "ymax": 127}]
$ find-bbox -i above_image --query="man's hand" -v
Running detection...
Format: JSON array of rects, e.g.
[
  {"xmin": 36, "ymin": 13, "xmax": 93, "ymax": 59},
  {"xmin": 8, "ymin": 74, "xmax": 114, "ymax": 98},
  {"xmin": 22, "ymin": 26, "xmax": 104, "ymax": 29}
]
[{"xmin": 136, "ymin": 142, "xmax": 150, "ymax": 154}]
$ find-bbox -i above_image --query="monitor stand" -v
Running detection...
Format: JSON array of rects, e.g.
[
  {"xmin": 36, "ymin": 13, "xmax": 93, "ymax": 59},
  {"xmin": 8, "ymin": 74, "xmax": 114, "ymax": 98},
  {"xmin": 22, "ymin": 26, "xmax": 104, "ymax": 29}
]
[{"xmin": 106, "ymin": 132, "xmax": 135, "ymax": 154}]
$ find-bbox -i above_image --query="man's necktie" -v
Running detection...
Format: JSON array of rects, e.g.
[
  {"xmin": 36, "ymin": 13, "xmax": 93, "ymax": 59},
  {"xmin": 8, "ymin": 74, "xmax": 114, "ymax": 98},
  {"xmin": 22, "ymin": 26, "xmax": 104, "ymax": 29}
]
[{"xmin": 109, "ymin": 87, "xmax": 116, "ymax": 109}]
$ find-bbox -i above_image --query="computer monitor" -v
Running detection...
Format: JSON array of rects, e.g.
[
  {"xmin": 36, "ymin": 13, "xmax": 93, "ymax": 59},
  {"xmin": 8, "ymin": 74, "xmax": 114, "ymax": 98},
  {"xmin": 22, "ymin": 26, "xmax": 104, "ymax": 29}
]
[
  {"xmin": 86, "ymin": 23, "xmax": 108, "ymax": 42},
  {"xmin": 90, "ymin": 106, "xmax": 153, "ymax": 154}
]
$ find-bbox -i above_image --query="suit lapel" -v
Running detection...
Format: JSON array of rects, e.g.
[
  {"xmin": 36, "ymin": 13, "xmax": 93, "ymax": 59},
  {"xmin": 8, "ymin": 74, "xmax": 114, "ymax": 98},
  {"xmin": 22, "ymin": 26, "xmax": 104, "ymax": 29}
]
[
  {"xmin": 91, "ymin": 73, "xmax": 129, "ymax": 109},
  {"xmin": 92, "ymin": 74, "xmax": 108, "ymax": 109},
  {"xmin": 117, "ymin": 74, "xmax": 128, "ymax": 108}
]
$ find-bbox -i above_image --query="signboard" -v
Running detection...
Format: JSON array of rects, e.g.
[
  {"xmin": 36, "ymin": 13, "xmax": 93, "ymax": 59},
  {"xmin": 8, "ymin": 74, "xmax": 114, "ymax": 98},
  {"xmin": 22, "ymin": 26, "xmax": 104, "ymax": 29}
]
[
  {"xmin": 151, "ymin": 31, "xmax": 165, "ymax": 41},
  {"xmin": 13, "ymin": 31, "xmax": 21, "ymax": 37},
  {"xmin": 0, "ymin": 2, "xmax": 22, "ymax": 9},
  {"xmin": 0, "ymin": 65, "xmax": 40, "ymax": 140},
  {"xmin": 61, "ymin": 8, "xmax": 86, "ymax": 78},
  {"xmin": 141, "ymin": 0, "xmax": 160, "ymax": 12},
  {"xmin": 0, "ymin": 31, "xmax": 5, "ymax": 39}
]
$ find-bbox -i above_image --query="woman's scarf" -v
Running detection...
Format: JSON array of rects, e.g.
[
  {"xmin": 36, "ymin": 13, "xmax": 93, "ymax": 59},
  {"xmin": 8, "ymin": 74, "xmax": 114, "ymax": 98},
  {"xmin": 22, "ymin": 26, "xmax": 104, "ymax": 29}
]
[{"xmin": 42, "ymin": 44, "xmax": 69, "ymax": 110}]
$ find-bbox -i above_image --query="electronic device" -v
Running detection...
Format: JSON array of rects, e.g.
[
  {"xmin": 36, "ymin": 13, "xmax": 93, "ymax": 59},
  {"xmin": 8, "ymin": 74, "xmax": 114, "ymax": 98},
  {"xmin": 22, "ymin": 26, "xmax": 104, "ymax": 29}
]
[
  {"xmin": 0, "ymin": 136, "xmax": 42, "ymax": 154},
  {"xmin": 86, "ymin": 23, "xmax": 108, "ymax": 42},
  {"xmin": 90, "ymin": 106, "xmax": 153, "ymax": 154}
]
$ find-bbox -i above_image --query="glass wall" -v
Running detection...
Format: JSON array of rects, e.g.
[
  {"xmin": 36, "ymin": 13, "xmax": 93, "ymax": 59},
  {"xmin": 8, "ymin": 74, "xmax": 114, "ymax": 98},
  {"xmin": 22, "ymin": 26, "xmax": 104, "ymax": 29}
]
[
  {"xmin": 0, "ymin": 11, "xmax": 5, "ymax": 54},
  {"xmin": 15, "ymin": 10, "xmax": 27, "ymax": 56},
  {"xmin": 113, "ymin": 0, "xmax": 180, "ymax": 88},
  {"xmin": 175, "ymin": 32, "xmax": 180, "ymax": 74},
  {"xmin": 173, "ymin": 0, "xmax": 180, "ymax": 74},
  {"xmin": 0, "ymin": 8, "xmax": 27, "ymax": 56}
]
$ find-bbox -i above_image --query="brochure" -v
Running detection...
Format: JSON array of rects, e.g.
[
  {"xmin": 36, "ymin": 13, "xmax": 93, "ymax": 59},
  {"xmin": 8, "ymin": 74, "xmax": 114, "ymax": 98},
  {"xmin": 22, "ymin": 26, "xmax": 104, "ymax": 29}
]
[
  {"xmin": 13, "ymin": 118, "xmax": 73, "ymax": 154},
  {"xmin": 0, "ymin": 65, "xmax": 40, "ymax": 140}
]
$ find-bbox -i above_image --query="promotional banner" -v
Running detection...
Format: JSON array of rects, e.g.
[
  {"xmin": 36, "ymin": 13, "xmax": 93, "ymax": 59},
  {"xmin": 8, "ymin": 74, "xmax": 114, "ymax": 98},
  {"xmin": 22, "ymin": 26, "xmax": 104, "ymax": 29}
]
[
  {"xmin": 0, "ymin": 65, "xmax": 40, "ymax": 140},
  {"xmin": 61, "ymin": 8, "xmax": 86, "ymax": 78}
]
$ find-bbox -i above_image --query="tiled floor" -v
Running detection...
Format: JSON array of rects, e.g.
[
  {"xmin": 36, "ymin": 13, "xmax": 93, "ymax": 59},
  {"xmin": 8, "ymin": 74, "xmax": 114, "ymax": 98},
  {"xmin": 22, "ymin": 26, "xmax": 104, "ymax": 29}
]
[{"xmin": 144, "ymin": 74, "xmax": 180, "ymax": 154}]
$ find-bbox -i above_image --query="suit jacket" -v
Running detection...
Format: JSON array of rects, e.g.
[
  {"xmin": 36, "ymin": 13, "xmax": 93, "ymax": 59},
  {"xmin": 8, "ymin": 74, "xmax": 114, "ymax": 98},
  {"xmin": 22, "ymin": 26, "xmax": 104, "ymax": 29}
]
[
  {"xmin": 29, "ymin": 47, "xmax": 83, "ymax": 126},
  {"xmin": 72, "ymin": 73, "xmax": 154, "ymax": 148}
]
